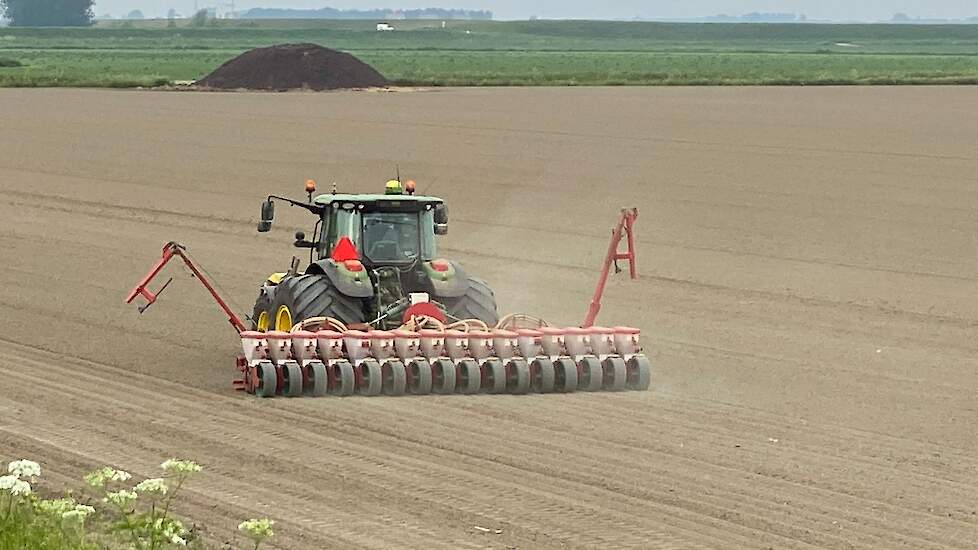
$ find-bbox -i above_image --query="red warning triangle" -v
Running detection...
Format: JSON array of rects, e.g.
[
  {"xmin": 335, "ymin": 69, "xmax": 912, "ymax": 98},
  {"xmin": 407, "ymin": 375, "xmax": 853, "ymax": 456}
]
[{"xmin": 331, "ymin": 236, "xmax": 360, "ymax": 262}]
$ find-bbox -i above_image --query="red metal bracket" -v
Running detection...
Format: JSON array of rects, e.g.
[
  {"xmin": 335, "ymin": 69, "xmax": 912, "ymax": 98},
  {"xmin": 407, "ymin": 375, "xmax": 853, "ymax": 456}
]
[
  {"xmin": 583, "ymin": 208, "xmax": 638, "ymax": 328},
  {"xmin": 233, "ymin": 356, "xmax": 252, "ymax": 392},
  {"xmin": 125, "ymin": 241, "xmax": 247, "ymax": 334}
]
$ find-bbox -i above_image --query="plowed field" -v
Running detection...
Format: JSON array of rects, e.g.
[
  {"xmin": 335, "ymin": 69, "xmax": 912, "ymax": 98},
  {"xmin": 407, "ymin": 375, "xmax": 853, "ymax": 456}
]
[{"xmin": 1, "ymin": 87, "xmax": 976, "ymax": 549}]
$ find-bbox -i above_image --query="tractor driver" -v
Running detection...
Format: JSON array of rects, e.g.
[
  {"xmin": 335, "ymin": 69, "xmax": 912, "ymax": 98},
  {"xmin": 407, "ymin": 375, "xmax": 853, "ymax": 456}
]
[{"xmin": 364, "ymin": 213, "xmax": 419, "ymax": 262}]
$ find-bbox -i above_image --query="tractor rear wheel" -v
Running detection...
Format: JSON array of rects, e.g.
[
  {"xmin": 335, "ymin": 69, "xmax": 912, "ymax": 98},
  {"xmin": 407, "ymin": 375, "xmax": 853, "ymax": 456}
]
[
  {"xmin": 442, "ymin": 278, "xmax": 499, "ymax": 327},
  {"xmin": 261, "ymin": 274, "xmax": 364, "ymax": 331}
]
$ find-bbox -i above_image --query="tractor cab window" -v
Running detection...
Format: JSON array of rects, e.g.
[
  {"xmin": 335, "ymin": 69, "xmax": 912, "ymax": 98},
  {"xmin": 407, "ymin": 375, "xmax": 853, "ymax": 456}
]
[
  {"xmin": 362, "ymin": 212, "xmax": 420, "ymax": 263},
  {"xmin": 320, "ymin": 208, "xmax": 361, "ymax": 259}
]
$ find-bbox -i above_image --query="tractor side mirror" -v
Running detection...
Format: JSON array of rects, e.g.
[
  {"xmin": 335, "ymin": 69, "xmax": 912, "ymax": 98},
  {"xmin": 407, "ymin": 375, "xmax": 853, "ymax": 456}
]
[
  {"xmin": 258, "ymin": 200, "xmax": 275, "ymax": 232},
  {"xmin": 434, "ymin": 204, "xmax": 448, "ymax": 235}
]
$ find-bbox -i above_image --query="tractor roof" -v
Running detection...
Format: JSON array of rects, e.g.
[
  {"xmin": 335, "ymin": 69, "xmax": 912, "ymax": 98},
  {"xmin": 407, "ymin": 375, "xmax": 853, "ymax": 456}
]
[{"xmin": 313, "ymin": 193, "xmax": 443, "ymax": 207}]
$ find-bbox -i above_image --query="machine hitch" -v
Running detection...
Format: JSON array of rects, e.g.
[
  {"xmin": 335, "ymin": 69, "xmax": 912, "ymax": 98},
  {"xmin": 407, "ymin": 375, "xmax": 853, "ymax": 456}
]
[
  {"xmin": 125, "ymin": 241, "xmax": 247, "ymax": 333},
  {"xmin": 583, "ymin": 208, "xmax": 638, "ymax": 328}
]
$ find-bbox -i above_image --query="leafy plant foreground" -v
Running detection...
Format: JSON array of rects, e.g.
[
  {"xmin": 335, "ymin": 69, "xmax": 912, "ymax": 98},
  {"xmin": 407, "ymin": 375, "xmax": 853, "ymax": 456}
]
[{"xmin": 0, "ymin": 458, "xmax": 275, "ymax": 550}]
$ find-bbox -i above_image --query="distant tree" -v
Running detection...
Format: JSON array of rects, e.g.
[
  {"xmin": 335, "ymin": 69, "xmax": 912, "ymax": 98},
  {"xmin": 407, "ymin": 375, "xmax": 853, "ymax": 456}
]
[
  {"xmin": 190, "ymin": 8, "xmax": 207, "ymax": 27},
  {"xmin": 0, "ymin": 0, "xmax": 94, "ymax": 26},
  {"xmin": 127, "ymin": 9, "xmax": 144, "ymax": 19}
]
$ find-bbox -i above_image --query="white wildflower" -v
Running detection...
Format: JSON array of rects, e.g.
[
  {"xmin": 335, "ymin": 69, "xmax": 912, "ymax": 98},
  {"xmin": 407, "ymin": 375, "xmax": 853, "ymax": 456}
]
[
  {"xmin": 238, "ymin": 518, "xmax": 275, "ymax": 542},
  {"xmin": 37, "ymin": 497, "xmax": 77, "ymax": 515},
  {"xmin": 0, "ymin": 474, "xmax": 31, "ymax": 496},
  {"xmin": 0, "ymin": 475, "xmax": 19, "ymax": 491},
  {"xmin": 61, "ymin": 505, "xmax": 95, "ymax": 523},
  {"xmin": 134, "ymin": 478, "xmax": 168, "ymax": 495},
  {"xmin": 156, "ymin": 518, "xmax": 187, "ymax": 546},
  {"xmin": 61, "ymin": 509, "xmax": 87, "ymax": 522},
  {"xmin": 7, "ymin": 459, "xmax": 41, "ymax": 481},
  {"xmin": 5, "ymin": 477, "xmax": 31, "ymax": 496},
  {"xmin": 83, "ymin": 470, "xmax": 104, "ymax": 488},
  {"xmin": 161, "ymin": 459, "xmax": 201, "ymax": 475},
  {"xmin": 110, "ymin": 470, "xmax": 131, "ymax": 482},
  {"xmin": 103, "ymin": 489, "xmax": 137, "ymax": 506},
  {"xmin": 84, "ymin": 467, "xmax": 131, "ymax": 488}
]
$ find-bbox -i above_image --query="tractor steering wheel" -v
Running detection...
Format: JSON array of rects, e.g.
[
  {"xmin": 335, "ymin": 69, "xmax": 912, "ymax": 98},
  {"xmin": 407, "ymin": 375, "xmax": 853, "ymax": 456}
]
[{"xmin": 368, "ymin": 240, "xmax": 401, "ymax": 261}]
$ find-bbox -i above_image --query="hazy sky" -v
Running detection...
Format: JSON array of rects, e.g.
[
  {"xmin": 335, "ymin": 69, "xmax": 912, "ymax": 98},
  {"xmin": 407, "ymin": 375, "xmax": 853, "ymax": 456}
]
[{"xmin": 93, "ymin": 1, "xmax": 978, "ymax": 21}]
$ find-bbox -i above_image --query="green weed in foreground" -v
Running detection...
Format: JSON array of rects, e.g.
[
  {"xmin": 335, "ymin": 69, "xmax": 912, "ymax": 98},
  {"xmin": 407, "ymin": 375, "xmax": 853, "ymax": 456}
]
[{"xmin": 0, "ymin": 458, "xmax": 275, "ymax": 550}]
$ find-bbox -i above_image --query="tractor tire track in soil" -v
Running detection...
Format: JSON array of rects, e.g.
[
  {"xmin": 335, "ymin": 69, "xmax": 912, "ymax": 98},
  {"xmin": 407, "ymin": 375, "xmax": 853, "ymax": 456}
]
[{"xmin": 2, "ymin": 87, "xmax": 977, "ymax": 548}]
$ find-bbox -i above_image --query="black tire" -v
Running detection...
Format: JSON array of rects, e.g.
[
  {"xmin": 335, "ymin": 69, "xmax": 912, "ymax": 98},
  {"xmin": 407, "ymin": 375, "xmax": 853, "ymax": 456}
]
[
  {"xmin": 554, "ymin": 358, "xmax": 579, "ymax": 393},
  {"xmin": 282, "ymin": 361, "xmax": 304, "ymax": 397},
  {"xmin": 442, "ymin": 278, "xmax": 499, "ymax": 327},
  {"xmin": 627, "ymin": 355, "xmax": 652, "ymax": 391},
  {"xmin": 264, "ymin": 274, "xmax": 364, "ymax": 330},
  {"xmin": 507, "ymin": 358, "xmax": 530, "ymax": 395},
  {"xmin": 307, "ymin": 361, "xmax": 328, "ymax": 397},
  {"xmin": 408, "ymin": 359, "xmax": 433, "ymax": 395},
  {"xmin": 382, "ymin": 360, "xmax": 408, "ymax": 396},
  {"xmin": 432, "ymin": 358, "xmax": 457, "ymax": 394},
  {"xmin": 456, "ymin": 359, "xmax": 481, "ymax": 394},
  {"xmin": 530, "ymin": 358, "xmax": 556, "ymax": 394},
  {"xmin": 255, "ymin": 361, "xmax": 277, "ymax": 398},
  {"xmin": 482, "ymin": 359, "xmax": 507, "ymax": 394},
  {"xmin": 603, "ymin": 357, "xmax": 627, "ymax": 392},
  {"xmin": 359, "ymin": 359, "xmax": 383, "ymax": 396},
  {"xmin": 330, "ymin": 360, "xmax": 356, "ymax": 396},
  {"xmin": 579, "ymin": 357, "xmax": 603, "ymax": 392},
  {"xmin": 251, "ymin": 285, "xmax": 275, "ymax": 331}
]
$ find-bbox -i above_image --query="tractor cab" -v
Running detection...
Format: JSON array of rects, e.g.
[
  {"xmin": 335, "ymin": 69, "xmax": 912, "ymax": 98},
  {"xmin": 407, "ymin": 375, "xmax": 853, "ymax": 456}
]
[
  {"xmin": 312, "ymin": 192, "xmax": 447, "ymax": 268},
  {"xmin": 258, "ymin": 179, "xmax": 448, "ymax": 270}
]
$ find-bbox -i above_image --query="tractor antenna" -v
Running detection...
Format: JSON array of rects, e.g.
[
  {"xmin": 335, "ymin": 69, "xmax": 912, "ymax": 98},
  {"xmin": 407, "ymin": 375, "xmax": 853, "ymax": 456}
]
[
  {"xmin": 395, "ymin": 164, "xmax": 401, "ymax": 183},
  {"xmin": 420, "ymin": 177, "xmax": 438, "ymax": 196}
]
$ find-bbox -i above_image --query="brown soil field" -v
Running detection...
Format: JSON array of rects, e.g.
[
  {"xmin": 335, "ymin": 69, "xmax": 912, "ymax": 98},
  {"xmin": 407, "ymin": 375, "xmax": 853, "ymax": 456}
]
[{"xmin": 1, "ymin": 87, "xmax": 977, "ymax": 549}]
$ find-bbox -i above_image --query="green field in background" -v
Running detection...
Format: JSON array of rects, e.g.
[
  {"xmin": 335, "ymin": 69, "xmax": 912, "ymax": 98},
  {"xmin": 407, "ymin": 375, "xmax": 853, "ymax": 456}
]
[{"xmin": 1, "ymin": 19, "xmax": 978, "ymax": 87}]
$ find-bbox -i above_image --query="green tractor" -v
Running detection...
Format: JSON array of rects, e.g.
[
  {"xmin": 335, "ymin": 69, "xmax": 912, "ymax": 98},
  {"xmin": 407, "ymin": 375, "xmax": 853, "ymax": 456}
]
[{"xmin": 251, "ymin": 179, "xmax": 498, "ymax": 332}]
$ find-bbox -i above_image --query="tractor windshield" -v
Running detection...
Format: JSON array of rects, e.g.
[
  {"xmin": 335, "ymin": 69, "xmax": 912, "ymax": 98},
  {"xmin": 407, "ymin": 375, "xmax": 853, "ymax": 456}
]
[{"xmin": 362, "ymin": 212, "xmax": 421, "ymax": 264}]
